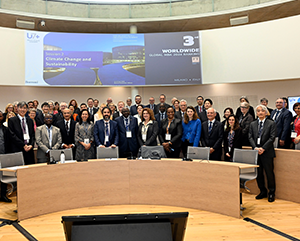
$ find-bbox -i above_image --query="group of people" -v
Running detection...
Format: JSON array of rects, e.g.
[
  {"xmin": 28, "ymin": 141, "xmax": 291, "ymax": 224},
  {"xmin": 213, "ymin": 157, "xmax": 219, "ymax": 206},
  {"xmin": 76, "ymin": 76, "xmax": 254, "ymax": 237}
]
[{"xmin": 0, "ymin": 94, "xmax": 299, "ymax": 204}]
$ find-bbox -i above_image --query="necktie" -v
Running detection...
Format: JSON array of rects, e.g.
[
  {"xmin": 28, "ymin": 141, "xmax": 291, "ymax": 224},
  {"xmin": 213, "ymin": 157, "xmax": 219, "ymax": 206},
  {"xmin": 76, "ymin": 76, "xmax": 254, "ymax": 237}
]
[
  {"xmin": 66, "ymin": 121, "xmax": 69, "ymax": 133},
  {"xmin": 105, "ymin": 122, "xmax": 109, "ymax": 136},
  {"xmin": 90, "ymin": 108, "xmax": 93, "ymax": 115},
  {"xmin": 199, "ymin": 106, "xmax": 202, "ymax": 112},
  {"xmin": 274, "ymin": 110, "xmax": 279, "ymax": 121},
  {"xmin": 48, "ymin": 127, "xmax": 52, "ymax": 148},
  {"xmin": 258, "ymin": 121, "xmax": 263, "ymax": 137},
  {"xmin": 125, "ymin": 118, "xmax": 129, "ymax": 131},
  {"xmin": 209, "ymin": 121, "xmax": 213, "ymax": 134},
  {"xmin": 22, "ymin": 118, "xmax": 28, "ymax": 144}
]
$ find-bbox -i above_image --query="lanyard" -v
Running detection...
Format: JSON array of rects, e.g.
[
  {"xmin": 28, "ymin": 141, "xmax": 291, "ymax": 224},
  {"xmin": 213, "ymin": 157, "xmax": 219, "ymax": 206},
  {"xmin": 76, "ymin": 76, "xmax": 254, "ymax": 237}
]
[{"xmin": 166, "ymin": 119, "xmax": 174, "ymax": 134}]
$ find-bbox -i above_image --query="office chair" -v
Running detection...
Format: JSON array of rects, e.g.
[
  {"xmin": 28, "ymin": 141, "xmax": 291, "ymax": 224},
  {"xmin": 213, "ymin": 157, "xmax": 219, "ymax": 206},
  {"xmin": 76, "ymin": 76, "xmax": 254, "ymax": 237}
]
[
  {"xmin": 97, "ymin": 146, "xmax": 119, "ymax": 159},
  {"xmin": 187, "ymin": 146, "xmax": 210, "ymax": 161}
]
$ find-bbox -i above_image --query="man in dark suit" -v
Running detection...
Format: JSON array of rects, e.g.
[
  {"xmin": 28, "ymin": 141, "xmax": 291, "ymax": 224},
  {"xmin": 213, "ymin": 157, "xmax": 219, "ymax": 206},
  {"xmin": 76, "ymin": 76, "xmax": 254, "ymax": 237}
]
[
  {"xmin": 94, "ymin": 107, "xmax": 119, "ymax": 148},
  {"xmin": 130, "ymin": 95, "xmax": 143, "ymax": 116},
  {"xmin": 53, "ymin": 102, "xmax": 68, "ymax": 126},
  {"xmin": 249, "ymin": 105, "xmax": 277, "ymax": 202},
  {"xmin": 113, "ymin": 101, "xmax": 125, "ymax": 120},
  {"xmin": 36, "ymin": 102, "xmax": 50, "ymax": 127},
  {"xmin": 194, "ymin": 95, "xmax": 204, "ymax": 118},
  {"xmin": 145, "ymin": 97, "xmax": 158, "ymax": 115},
  {"xmin": 198, "ymin": 98, "xmax": 221, "ymax": 123},
  {"xmin": 8, "ymin": 101, "xmax": 35, "ymax": 165},
  {"xmin": 175, "ymin": 99, "xmax": 187, "ymax": 120},
  {"xmin": 200, "ymin": 108, "xmax": 224, "ymax": 161},
  {"xmin": 115, "ymin": 108, "xmax": 139, "ymax": 158},
  {"xmin": 56, "ymin": 108, "xmax": 77, "ymax": 157},
  {"xmin": 260, "ymin": 98, "xmax": 273, "ymax": 116},
  {"xmin": 270, "ymin": 98, "xmax": 292, "ymax": 149},
  {"xmin": 154, "ymin": 94, "xmax": 170, "ymax": 114},
  {"xmin": 155, "ymin": 103, "xmax": 167, "ymax": 128},
  {"xmin": 87, "ymin": 97, "xmax": 97, "ymax": 122}
]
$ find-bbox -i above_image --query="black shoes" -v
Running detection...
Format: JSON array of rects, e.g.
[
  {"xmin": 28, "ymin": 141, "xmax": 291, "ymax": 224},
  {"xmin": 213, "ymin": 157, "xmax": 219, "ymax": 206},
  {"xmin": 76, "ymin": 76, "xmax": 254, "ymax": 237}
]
[
  {"xmin": 255, "ymin": 192, "xmax": 267, "ymax": 199},
  {"xmin": 0, "ymin": 196, "xmax": 12, "ymax": 203},
  {"xmin": 268, "ymin": 193, "xmax": 275, "ymax": 202}
]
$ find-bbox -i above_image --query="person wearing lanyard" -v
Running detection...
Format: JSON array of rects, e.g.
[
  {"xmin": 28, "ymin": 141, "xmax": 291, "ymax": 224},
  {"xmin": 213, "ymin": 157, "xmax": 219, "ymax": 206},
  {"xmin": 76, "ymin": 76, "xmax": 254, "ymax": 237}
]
[
  {"xmin": 223, "ymin": 114, "xmax": 242, "ymax": 162},
  {"xmin": 75, "ymin": 109, "xmax": 95, "ymax": 160},
  {"xmin": 249, "ymin": 105, "xmax": 277, "ymax": 202},
  {"xmin": 94, "ymin": 107, "xmax": 119, "ymax": 149},
  {"xmin": 35, "ymin": 114, "xmax": 62, "ymax": 163},
  {"xmin": 181, "ymin": 106, "xmax": 202, "ymax": 158},
  {"xmin": 159, "ymin": 106, "xmax": 182, "ymax": 158},
  {"xmin": 115, "ymin": 108, "xmax": 139, "ymax": 158},
  {"xmin": 291, "ymin": 102, "xmax": 300, "ymax": 149},
  {"xmin": 8, "ymin": 101, "xmax": 35, "ymax": 165},
  {"xmin": 137, "ymin": 108, "xmax": 159, "ymax": 147}
]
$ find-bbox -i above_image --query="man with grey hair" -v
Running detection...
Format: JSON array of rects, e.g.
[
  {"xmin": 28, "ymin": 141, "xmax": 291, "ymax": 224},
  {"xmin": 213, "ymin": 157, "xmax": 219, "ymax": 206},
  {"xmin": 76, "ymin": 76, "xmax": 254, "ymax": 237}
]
[
  {"xmin": 175, "ymin": 99, "xmax": 187, "ymax": 120},
  {"xmin": 200, "ymin": 107, "xmax": 223, "ymax": 161},
  {"xmin": 53, "ymin": 101, "xmax": 68, "ymax": 126},
  {"xmin": 146, "ymin": 96, "xmax": 158, "ymax": 114},
  {"xmin": 249, "ymin": 104, "xmax": 277, "ymax": 202},
  {"xmin": 270, "ymin": 98, "xmax": 292, "ymax": 149},
  {"xmin": 8, "ymin": 101, "xmax": 35, "ymax": 165}
]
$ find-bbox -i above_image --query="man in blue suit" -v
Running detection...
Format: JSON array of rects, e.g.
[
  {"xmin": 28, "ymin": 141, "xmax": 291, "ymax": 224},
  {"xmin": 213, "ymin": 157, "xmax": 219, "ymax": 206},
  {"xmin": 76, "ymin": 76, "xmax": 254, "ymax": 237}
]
[
  {"xmin": 115, "ymin": 108, "xmax": 139, "ymax": 158},
  {"xmin": 270, "ymin": 98, "xmax": 292, "ymax": 149},
  {"xmin": 130, "ymin": 94, "xmax": 143, "ymax": 116},
  {"xmin": 94, "ymin": 107, "xmax": 119, "ymax": 148}
]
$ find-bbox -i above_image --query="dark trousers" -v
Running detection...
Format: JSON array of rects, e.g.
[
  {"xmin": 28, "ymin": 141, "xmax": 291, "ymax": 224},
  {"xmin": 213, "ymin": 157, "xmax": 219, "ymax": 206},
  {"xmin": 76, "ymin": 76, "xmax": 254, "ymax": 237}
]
[
  {"xmin": 256, "ymin": 155, "xmax": 276, "ymax": 194},
  {"xmin": 1, "ymin": 182, "xmax": 7, "ymax": 197},
  {"xmin": 166, "ymin": 147, "xmax": 181, "ymax": 158},
  {"xmin": 181, "ymin": 140, "xmax": 193, "ymax": 158}
]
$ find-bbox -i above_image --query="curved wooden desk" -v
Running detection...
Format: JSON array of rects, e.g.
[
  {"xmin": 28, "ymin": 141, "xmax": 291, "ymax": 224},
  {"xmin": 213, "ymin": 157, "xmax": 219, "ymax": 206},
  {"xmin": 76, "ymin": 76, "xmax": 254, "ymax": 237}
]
[{"xmin": 14, "ymin": 159, "xmax": 251, "ymax": 221}]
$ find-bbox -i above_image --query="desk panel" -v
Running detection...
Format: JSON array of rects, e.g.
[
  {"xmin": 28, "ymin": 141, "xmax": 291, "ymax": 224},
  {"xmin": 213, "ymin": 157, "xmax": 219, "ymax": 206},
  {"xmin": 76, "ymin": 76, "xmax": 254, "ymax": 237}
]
[{"xmin": 16, "ymin": 159, "xmax": 241, "ymax": 221}]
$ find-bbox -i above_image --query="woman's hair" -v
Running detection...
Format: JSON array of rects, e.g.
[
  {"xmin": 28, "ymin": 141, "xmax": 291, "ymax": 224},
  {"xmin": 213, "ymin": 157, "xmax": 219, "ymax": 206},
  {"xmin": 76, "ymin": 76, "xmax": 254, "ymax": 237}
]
[
  {"xmin": 69, "ymin": 99, "xmax": 78, "ymax": 109},
  {"xmin": 225, "ymin": 114, "xmax": 240, "ymax": 131},
  {"xmin": 6, "ymin": 112, "xmax": 16, "ymax": 123},
  {"xmin": 5, "ymin": 103, "xmax": 13, "ymax": 113},
  {"xmin": 240, "ymin": 96, "xmax": 249, "ymax": 103},
  {"xmin": 223, "ymin": 107, "xmax": 234, "ymax": 118},
  {"xmin": 183, "ymin": 106, "xmax": 198, "ymax": 124},
  {"xmin": 78, "ymin": 109, "xmax": 90, "ymax": 124},
  {"xmin": 54, "ymin": 101, "xmax": 60, "ymax": 111},
  {"xmin": 293, "ymin": 102, "xmax": 300, "ymax": 111},
  {"xmin": 141, "ymin": 108, "xmax": 155, "ymax": 121}
]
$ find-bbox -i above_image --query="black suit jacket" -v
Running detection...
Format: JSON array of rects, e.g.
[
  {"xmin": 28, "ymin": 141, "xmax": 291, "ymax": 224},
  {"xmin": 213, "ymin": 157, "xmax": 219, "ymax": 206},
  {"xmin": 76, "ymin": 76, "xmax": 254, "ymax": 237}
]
[
  {"xmin": 198, "ymin": 111, "xmax": 221, "ymax": 123},
  {"xmin": 137, "ymin": 121, "xmax": 159, "ymax": 147},
  {"xmin": 239, "ymin": 112, "xmax": 254, "ymax": 146},
  {"xmin": 145, "ymin": 104, "xmax": 158, "ymax": 114},
  {"xmin": 194, "ymin": 105, "xmax": 204, "ymax": 118},
  {"xmin": 0, "ymin": 125, "xmax": 10, "ymax": 153},
  {"xmin": 154, "ymin": 103, "xmax": 170, "ymax": 114},
  {"xmin": 223, "ymin": 127, "xmax": 243, "ymax": 161},
  {"xmin": 236, "ymin": 106, "xmax": 255, "ymax": 120},
  {"xmin": 8, "ymin": 116, "xmax": 35, "ymax": 164},
  {"xmin": 115, "ymin": 116, "xmax": 139, "ymax": 156},
  {"xmin": 112, "ymin": 111, "xmax": 121, "ymax": 120},
  {"xmin": 159, "ymin": 118, "xmax": 182, "ymax": 148},
  {"xmin": 249, "ymin": 118, "xmax": 277, "ymax": 158},
  {"xmin": 201, "ymin": 120, "xmax": 224, "ymax": 160},
  {"xmin": 53, "ymin": 112, "xmax": 64, "ymax": 126},
  {"xmin": 56, "ymin": 119, "xmax": 77, "ymax": 145},
  {"xmin": 270, "ymin": 108, "xmax": 292, "ymax": 142},
  {"xmin": 154, "ymin": 112, "xmax": 167, "ymax": 128}
]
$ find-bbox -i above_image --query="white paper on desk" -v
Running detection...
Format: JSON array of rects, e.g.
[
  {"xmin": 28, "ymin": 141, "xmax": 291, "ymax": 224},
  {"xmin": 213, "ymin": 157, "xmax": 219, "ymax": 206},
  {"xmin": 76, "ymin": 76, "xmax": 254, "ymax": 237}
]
[
  {"xmin": 63, "ymin": 160, "xmax": 77, "ymax": 163},
  {"xmin": 295, "ymin": 143, "xmax": 300, "ymax": 150},
  {"xmin": 5, "ymin": 166, "xmax": 29, "ymax": 170}
]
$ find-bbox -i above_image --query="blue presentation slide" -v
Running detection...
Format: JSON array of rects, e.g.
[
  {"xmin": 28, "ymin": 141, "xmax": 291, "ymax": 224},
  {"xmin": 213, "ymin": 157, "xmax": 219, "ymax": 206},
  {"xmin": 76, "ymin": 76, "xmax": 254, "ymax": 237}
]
[{"xmin": 25, "ymin": 31, "xmax": 202, "ymax": 86}]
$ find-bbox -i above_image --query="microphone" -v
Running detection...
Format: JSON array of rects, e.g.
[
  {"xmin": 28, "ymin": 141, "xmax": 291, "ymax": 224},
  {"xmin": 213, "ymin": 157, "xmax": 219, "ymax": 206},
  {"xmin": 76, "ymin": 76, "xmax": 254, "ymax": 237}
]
[{"xmin": 182, "ymin": 152, "xmax": 195, "ymax": 162}]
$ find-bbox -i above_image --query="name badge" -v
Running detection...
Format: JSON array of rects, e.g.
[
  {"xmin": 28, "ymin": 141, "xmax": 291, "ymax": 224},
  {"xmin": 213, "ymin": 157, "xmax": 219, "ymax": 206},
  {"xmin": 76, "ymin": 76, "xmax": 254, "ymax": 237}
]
[
  {"xmin": 126, "ymin": 131, "xmax": 132, "ymax": 138},
  {"xmin": 291, "ymin": 131, "xmax": 297, "ymax": 138},
  {"xmin": 84, "ymin": 138, "xmax": 89, "ymax": 144},
  {"xmin": 257, "ymin": 138, "xmax": 261, "ymax": 145},
  {"xmin": 228, "ymin": 147, "xmax": 231, "ymax": 152},
  {"xmin": 142, "ymin": 134, "xmax": 147, "ymax": 141},
  {"xmin": 24, "ymin": 134, "xmax": 29, "ymax": 140},
  {"xmin": 105, "ymin": 136, "xmax": 109, "ymax": 142},
  {"xmin": 165, "ymin": 134, "xmax": 171, "ymax": 141}
]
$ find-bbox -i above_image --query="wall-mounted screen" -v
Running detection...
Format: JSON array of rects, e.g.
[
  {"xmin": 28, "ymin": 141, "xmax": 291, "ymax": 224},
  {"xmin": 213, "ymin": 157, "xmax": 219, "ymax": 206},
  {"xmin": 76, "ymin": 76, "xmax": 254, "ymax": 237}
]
[
  {"xmin": 288, "ymin": 96, "xmax": 300, "ymax": 116},
  {"xmin": 25, "ymin": 31, "xmax": 202, "ymax": 86}
]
